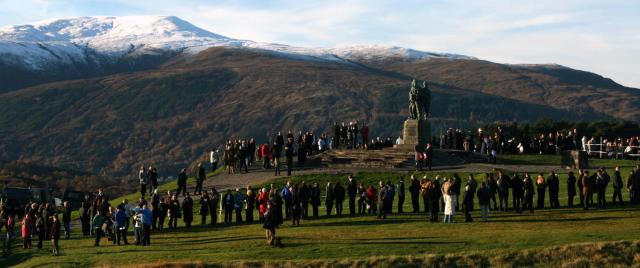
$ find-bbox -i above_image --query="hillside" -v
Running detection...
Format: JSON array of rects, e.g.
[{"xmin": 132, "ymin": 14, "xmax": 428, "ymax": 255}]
[{"xmin": 1, "ymin": 46, "xmax": 634, "ymax": 179}]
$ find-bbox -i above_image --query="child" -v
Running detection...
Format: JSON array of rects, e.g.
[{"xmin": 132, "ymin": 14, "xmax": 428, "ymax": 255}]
[{"xmin": 21, "ymin": 214, "xmax": 32, "ymax": 249}]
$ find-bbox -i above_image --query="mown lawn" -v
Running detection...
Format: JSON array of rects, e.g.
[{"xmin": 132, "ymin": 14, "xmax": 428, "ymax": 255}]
[{"xmin": 4, "ymin": 156, "xmax": 640, "ymax": 267}]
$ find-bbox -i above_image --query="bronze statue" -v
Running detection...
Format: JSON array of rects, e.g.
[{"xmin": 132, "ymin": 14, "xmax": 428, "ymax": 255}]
[
  {"xmin": 408, "ymin": 79, "xmax": 431, "ymax": 120},
  {"xmin": 408, "ymin": 79, "xmax": 419, "ymax": 119}
]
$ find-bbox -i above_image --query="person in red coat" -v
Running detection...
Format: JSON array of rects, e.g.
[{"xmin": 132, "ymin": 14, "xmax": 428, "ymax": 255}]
[
  {"xmin": 261, "ymin": 144, "xmax": 271, "ymax": 169},
  {"xmin": 257, "ymin": 187, "xmax": 269, "ymax": 222}
]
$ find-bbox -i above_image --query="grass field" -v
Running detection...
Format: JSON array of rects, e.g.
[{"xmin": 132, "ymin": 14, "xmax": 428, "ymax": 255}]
[{"xmin": 3, "ymin": 155, "xmax": 640, "ymax": 267}]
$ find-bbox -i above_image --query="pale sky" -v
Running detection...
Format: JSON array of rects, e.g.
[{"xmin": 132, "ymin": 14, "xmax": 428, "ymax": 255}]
[{"xmin": 1, "ymin": 0, "xmax": 639, "ymax": 88}]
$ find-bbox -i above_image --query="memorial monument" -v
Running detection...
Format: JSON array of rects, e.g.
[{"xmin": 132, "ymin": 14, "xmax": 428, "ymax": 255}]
[{"xmin": 403, "ymin": 79, "xmax": 431, "ymax": 146}]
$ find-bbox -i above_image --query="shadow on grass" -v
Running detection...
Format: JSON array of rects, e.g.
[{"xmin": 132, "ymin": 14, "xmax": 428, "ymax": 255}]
[
  {"xmin": 494, "ymin": 215, "xmax": 627, "ymax": 223},
  {"xmin": 302, "ymin": 218, "xmax": 427, "ymax": 227},
  {"xmin": 0, "ymin": 251, "xmax": 34, "ymax": 267}
]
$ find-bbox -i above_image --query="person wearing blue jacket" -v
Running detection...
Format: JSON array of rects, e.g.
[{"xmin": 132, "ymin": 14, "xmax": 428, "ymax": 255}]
[
  {"xmin": 282, "ymin": 182, "xmax": 292, "ymax": 220},
  {"xmin": 133, "ymin": 204, "xmax": 152, "ymax": 246},
  {"xmin": 114, "ymin": 205, "xmax": 129, "ymax": 245}
]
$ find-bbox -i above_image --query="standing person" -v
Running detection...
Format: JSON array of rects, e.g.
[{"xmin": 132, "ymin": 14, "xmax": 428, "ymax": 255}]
[
  {"xmin": 149, "ymin": 167, "xmax": 159, "ymax": 193},
  {"xmin": 261, "ymin": 144, "xmax": 271, "ymax": 169},
  {"xmin": 428, "ymin": 178, "xmax": 441, "ymax": 222},
  {"xmin": 451, "ymin": 174, "xmax": 462, "ymax": 211},
  {"xmin": 396, "ymin": 177, "xmax": 405, "ymax": 213},
  {"xmin": 409, "ymin": 175, "xmax": 420, "ymax": 213},
  {"xmin": 536, "ymin": 173, "xmax": 547, "ymax": 209},
  {"xmin": 133, "ymin": 210, "xmax": 143, "ymax": 245},
  {"xmin": 578, "ymin": 171, "xmax": 586, "ymax": 207},
  {"xmin": 209, "ymin": 188, "xmax": 220, "ymax": 225},
  {"xmin": 596, "ymin": 169, "xmax": 609, "ymax": 209},
  {"xmin": 35, "ymin": 213, "xmax": 45, "ymax": 249},
  {"xmin": 290, "ymin": 185, "xmax": 302, "ymax": 226},
  {"xmin": 485, "ymin": 174, "xmax": 498, "ymax": 211},
  {"xmin": 272, "ymin": 142, "xmax": 281, "ymax": 176},
  {"xmin": 139, "ymin": 166, "xmax": 148, "ymax": 197},
  {"xmin": 285, "ymin": 140, "xmax": 294, "ymax": 176},
  {"xmin": 210, "ymin": 149, "xmax": 219, "ymax": 172},
  {"xmin": 441, "ymin": 178, "xmax": 453, "ymax": 223},
  {"xmin": 300, "ymin": 182, "xmax": 311, "ymax": 219},
  {"xmin": 282, "ymin": 182, "xmax": 292, "ymax": 220},
  {"xmin": 158, "ymin": 198, "xmax": 167, "ymax": 230},
  {"xmin": 511, "ymin": 173, "xmax": 523, "ymax": 212},
  {"xmin": 347, "ymin": 175, "xmax": 357, "ymax": 216},
  {"xmin": 183, "ymin": 193, "xmax": 194, "ymax": 228},
  {"xmin": 414, "ymin": 144, "xmax": 424, "ymax": 171},
  {"xmin": 325, "ymin": 182, "xmax": 335, "ymax": 216},
  {"xmin": 477, "ymin": 182, "xmax": 491, "ymax": 222},
  {"xmin": 612, "ymin": 166, "xmax": 624, "ymax": 205},
  {"xmin": 262, "ymin": 201, "xmax": 278, "ymax": 247},
  {"xmin": 420, "ymin": 177, "xmax": 431, "ymax": 215},
  {"xmin": 21, "ymin": 214, "xmax": 32, "ymax": 249},
  {"xmin": 168, "ymin": 195, "xmax": 180, "ymax": 229},
  {"xmin": 92, "ymin": 210, "xmax": 104, "ymax": 246},
  {"xmin": 246, "ymin": 186, "xmax": 256, "ymax": 223},
  {"xmin": 310, "ymin": 183, "xmax": 321, "ymax": 218},
  {"xmin": 547, "ymin": 171, "xmax": 560, "ymax": 209},
  {"xmin": 567, "ymin": 172, "xmax": 577, "ymax": 208},
  {"xmin": 50, "ymin": 214, "xmax": 61, "ymax": 256},
  {"xmin": 424, "ymin": 143, "xmax": 434, "ymax": 171},
  {"xmin": 523, "ymin": 174, "xmax": 535, "ymax": 213},
  {"xmin": 463, "ymin": 176, "xmax": 475, "ymax": 222},
  {"xmin": 79, "ymin": 201, "xmax": 90, "ymax": 236},
  {"xmin": 357, "ymin": 183, "xmax": 366, "ymax": 215},
  {"xmin": 151, "ymin": 190, "xmax": 160, "ymax": 230},
  {"xmin": 177, "ymin": 168, "xmax": 188, "ymax": 197},
  {"xmin": 582, "ymin": 171, "xmax": 591, "ymax": 210},
  {"xmin": 334, "ymin": 182, "xmax": 346, "ymax": 216},
  {"xmin": 496, "ymin": 171, "xmax": 510, "ymax": 211},
  {"xmin": 234, "ymin": 188, "xmax": 244, "ymax": 223},
  {"xmin": 199, "ymin": 192, "xmax": 210, "ymax": 225},
  {"xmin": 115, "ymin": 204, "xmax": 129, "ymax": 245},
  {"xmin": 223, "ymin": 190, "xmax": 234, "ymax": 224},
  {"xmin": 195, "ymin": 164, "xmax": 206, "ymax": 195},
  {"xmin": 141, "ymin": 204, "xmax": 153, "ymax": 245},
  {"xmin": 62, "ymin": 201, "xmax": 71, "ymax": 239},
  {"xmin": 377, "ymin": 181, "xmax": 388, "ymax": 219}
]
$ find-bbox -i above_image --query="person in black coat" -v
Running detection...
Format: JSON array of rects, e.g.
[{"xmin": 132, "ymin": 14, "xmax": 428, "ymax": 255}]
[
  {"xmin": 182, "ymin": 193, "xmax": 194, "ymax": 228},
  {"xmin": 50, "ymin": 214, "xmax": 61, "ymax": 256},
  {"xmin": 396, "ymin": 177, "xmax": 405, "ymax": 213},
  {"xmin": 612, "ymin": 166, "xmax": 624, "ymax": 205},
  {"xmin": 547, "ymin": 171, "xmax": 560, "ymax": 209},
  {"xmin": 285, "ymin": 140, "xmax": 294, "ymax": 176},
  {"xmin": 567, "ymin": 171, "xmax": 577, "ymax": 208},
  {"xmin": 428, "ymin": 179, "xmax": 441, "ymax": 222},
  {"xmin": 596, "ymin": 168, "xmax": 610, "ymax": 209},
  {"xmin": 523, "ymin": 174, "xmax": 535, "ymax": 213},
  {"xmin": 310, "ymin": 183, "xmax": 321, "ymax": 218},
  {"xmin": 177, "ymin": 168, "xmax": 188, "ymax": 197},
  {"xmin": 209, "ymin": 188, "xmax": 220, "ymax": 225},
  {"xmin": 325, "ymin": 183, "xmax": 335, "ymax": 216},
  {"xmin": 511, "ymin": 173, "xmax": 523, "ymax": 212},
  {"xmin": 377, "ymin": 181, "xmax": 388, "ymax": 219},
  {"xmin": 463, "ymin": 177, "xmax": 475, "ymax": 222},
  {"xmin": 496, "ymin": 171, "xmax": 510, "ymax": 211},
  {"xmin": 199, "ymin": 192, "xmax": 210, "ymax": 225},
  {"xmin": 223, "ymin": 190, "xmax": 234, "ymax": 224},
  {"xmin": 334, "ymin": 182, "xmax": 346, "ymax": 216},
  {"xmin": 195, "ymin": 164, "xmax": 206, "ymax": 195},
  {"xmin": 158, "ymin": 198, "xmax": 167, "ymax": 231},
  {"xmin": 79, "ymin": 201, "xmax": 90, "ymax": 236},
  {"xmin": 451, "ymin": 174, "xmax": 462, "ymax": 211},
  {"xmin": 409, "ymin": 175, "xmax": 421, "ymax": 213},
  {"xmin": 347, "ymin": 175, "xmax": 357, "ymax": 216},
  {"xmin": 300, "ymin": 182, "xmax": 311, "ymax": 219},
  {"xmin": 263, "ymin": 201, "xmax": 277, "ymax": 246},
  {"xmin": 62, "ymin": 201, "xmax": 72, "ymax": 239}
]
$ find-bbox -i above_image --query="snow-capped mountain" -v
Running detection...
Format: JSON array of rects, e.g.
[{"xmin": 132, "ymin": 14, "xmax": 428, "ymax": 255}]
[{"xmin": 0, "ymin": 15, "xmax": 472, "ymax": 70}]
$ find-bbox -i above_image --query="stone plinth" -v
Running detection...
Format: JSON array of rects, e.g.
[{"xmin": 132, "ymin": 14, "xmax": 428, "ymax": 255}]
[{"xmin": 402, "ymin": 119, "xmax": 430, "ymax": 147}]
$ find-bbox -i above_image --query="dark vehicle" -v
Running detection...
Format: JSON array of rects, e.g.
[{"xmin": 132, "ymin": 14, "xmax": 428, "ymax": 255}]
[
  {"xmin": 29, "ymin": 187, "xmax": 51, "ymax": 204},
  {"xmin": 63, "ymin": 190, "xmax": 89, "ymax": 210},
  {"xmin": 1, "ymin": 187, "xmax": 32, "ymax": 216}
]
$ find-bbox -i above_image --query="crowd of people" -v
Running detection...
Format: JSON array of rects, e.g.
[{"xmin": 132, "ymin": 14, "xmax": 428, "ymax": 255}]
[
  {"xmin": 2, "ymin": 161, "xmax": 639, "ymax": 254},
  {"xmin": 434, "ymin": 127, "xmax": 640, "ymax": 160}
]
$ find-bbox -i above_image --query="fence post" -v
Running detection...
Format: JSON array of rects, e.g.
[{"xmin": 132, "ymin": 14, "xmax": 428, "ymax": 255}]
[{"xmin": 599, "ymin": 137, "xmax": 603, "ymax": 159}]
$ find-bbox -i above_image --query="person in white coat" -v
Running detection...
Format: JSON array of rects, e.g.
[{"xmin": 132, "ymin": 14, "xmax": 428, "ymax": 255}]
[{"xmin": 442, "ymin": 178, "xmax": 454, "ymax": 223}]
